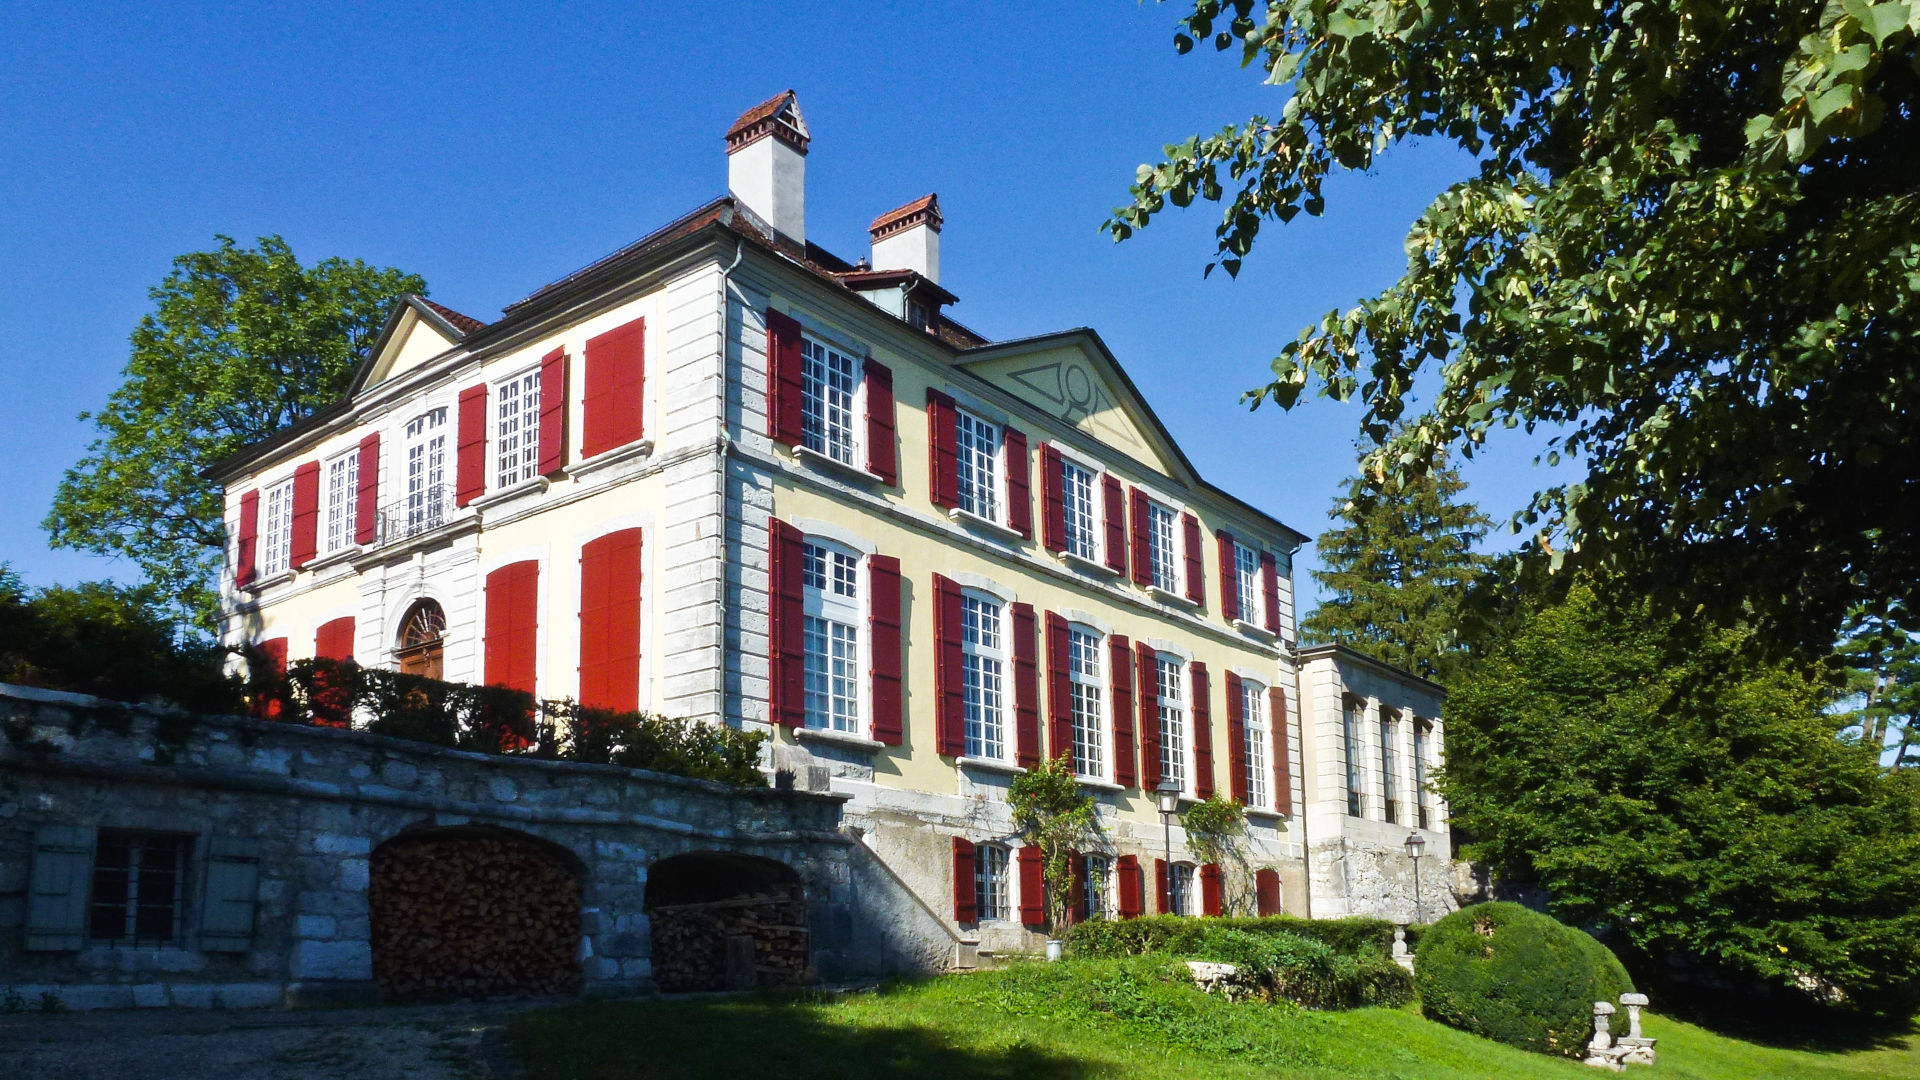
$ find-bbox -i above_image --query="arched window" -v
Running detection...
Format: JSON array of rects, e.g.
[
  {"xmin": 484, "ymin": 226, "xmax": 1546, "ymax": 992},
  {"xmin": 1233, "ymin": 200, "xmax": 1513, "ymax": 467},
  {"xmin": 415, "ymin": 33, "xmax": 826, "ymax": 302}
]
[
  {"xmin": 1240, "ymin": 678, "xmax": 1270, "ymax": 810},
  {"xmin": 396, "ymin": 599, "xmax": 446, "ymax": 680},
  {"xmin": 1156, "ymin": 654, "xmax": 1188, "ymax": 791},
  {"xmin": 1169, "ymin": 861, "xmax": 1196, "ymax": 916},
  {"xmin": 973, "ymin": 842, "xmax": 1011, "ymax": 922},
  {"xmin": 801, "ymin": 539, "xmax": 862, "ymax": 733},
  {"xmin": 960, "ymin": 591, "xmax": 1008, "ymax": 760},
  {"xmin": 1067, "ymin": 624, "xmax": 1105, "ymax": 780}
]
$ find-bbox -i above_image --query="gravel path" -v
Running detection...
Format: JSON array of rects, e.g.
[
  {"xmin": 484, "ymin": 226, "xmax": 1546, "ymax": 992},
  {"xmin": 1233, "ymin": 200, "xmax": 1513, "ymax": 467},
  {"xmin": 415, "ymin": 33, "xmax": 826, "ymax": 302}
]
[{"xmin": 0, "ymin": 1002, "xmax": 531, "ymax": 1080}]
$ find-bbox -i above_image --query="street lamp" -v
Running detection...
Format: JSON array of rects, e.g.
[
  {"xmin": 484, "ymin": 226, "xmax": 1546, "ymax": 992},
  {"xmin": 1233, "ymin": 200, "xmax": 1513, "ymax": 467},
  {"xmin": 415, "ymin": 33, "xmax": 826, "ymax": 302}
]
[
  {"xmin": 1404, "ymin": 830, "xmax": 1427, "ymax": 925},
  {"xmin": 1156, "ymin": 778, "xmax": 1182, "ymax": 915}
]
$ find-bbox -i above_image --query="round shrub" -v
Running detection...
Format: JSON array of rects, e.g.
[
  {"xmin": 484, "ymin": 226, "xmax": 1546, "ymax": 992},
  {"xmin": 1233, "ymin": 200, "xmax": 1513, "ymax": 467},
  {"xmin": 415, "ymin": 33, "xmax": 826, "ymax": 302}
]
[{"xmin": 1414, "ymin": 902, "xmax": 1634, "ymax": 1056}]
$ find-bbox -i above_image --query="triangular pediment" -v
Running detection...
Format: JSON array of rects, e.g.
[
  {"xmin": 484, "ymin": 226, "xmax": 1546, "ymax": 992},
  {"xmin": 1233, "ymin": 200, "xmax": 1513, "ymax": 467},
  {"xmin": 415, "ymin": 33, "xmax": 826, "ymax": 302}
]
[{"xmin": 357, "ymin": 298, "xmax": 465, "ymax": 391}]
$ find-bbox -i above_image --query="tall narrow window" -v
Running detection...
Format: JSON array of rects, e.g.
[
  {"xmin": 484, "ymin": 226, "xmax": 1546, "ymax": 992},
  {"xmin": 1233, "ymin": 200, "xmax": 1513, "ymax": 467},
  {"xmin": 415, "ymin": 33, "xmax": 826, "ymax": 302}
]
[
  {"xmin": 1083, "ymin": 855, "xmax": 1113, "ymax": 919},
  {"xmin": 961, "ymin": 593, "xmax": 1007, "ymax": 759},
  {"xmin": 1235, "ymin": 543, "xmax": 1262, "ymax": 624},
  {"xmin": 89, "ymin": 830, "xmax": 191, "ymax": 946},
  {"xmin": 974, "ymin": 843, "xmax": 1010, "ymax": 921},
  {"xmin": 1169, "ymin": 862, "xmax": 1195, "ymax": 916},
  {"xmin": 801, "ymin": 337, "xmax": 858, "ymax": 464},
  {"xmin": 954, "ymin": 409, "xmax": 1001, "ymax": 521},
  {"xmin": 259, "ymin": 479, "xmax": 294, "ymax": 576},
  {"xmin": 802, "ymin": 541, "xmax": 861, "ymax": 734},
  {"xmin": 1241, "ymin": 679, "xmax": 1270, "ymax": 810},
  {"xmin": 1414, "ymin": 721, "xmax": 1432, "ymax": 830},
  {"xmin": 496, "ymin": 370, "xmax": 541, "ymax": 488},
  {"xmin": 324, "ymin": 452, "xmax": 358, "ymax": 553},
  {"xmin": 1067, "ymin": 625, "xmax": 1105, "ymax": 779},
  {"xmin": 1343, "ymin": 696, "xmax": 1367, "ymax": 817},
  {"xmin": 405, "ymin": 407, "xmax": 448, "ymax": 535},
  {"xmin": 1147, "ymin": 501, "xmax": 1179, "ymax": 593},
  {"xmin": 1060, "ymin": 458, "xmax": 1098, "ymax": 561},
  {"xmin": 1380, "ymin": 711, "xmax": 1401, "ymax": 824},
  {"xmin": 1158, "ymin": 656, "xmax": 1187, "ymax": 790}
]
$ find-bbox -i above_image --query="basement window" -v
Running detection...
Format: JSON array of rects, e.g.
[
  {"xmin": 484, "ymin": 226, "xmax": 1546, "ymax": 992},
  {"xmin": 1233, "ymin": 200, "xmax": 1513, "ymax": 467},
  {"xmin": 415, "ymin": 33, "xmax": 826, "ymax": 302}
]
[{"xmin": 89, "ymin": 830, "xmax": 191, "ymax": 947}]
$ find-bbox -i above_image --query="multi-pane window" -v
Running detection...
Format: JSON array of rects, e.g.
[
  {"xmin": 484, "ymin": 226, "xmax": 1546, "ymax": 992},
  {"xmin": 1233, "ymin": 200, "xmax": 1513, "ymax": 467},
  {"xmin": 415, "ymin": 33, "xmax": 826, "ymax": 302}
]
[
  {"xmin": 324, "ymin": 452, "xmax": 358, "ymax": 553},
  {"xmin": 1414, "ymin": 722, "xmax": 1432, "ymax": 830},
  {"xmin": 1380, "ymin": 712, "xmax": 1401, "ymax": 825},
  {"xmin": 1157, "ymin": 656, "xmax": 1187, "ymax": 791},
  {"xmin": 801, "ymin": 541, "xmax": 861, "ymax": 734},
  {"xmin": 961, "ymin": 593, "xmax": 1007, "ymax": 759},
  {"xmin": 1146, "ymin": 501, "xmax": 1179, "ymax": 593},
  {"xmin": 495, "ymin": 370, "xmax": 541, "ymax": 488},
  {"xmin": 1169, "ymin": 862, "xmax": 1195, "ymax": 916},
  {"xmin": 1235, "ymin": 543, "xmax": 1263, "ymax": 624},
  {"xmin": 89, "ymin": 830, "xmax": 190, "ymax": 946},
  {"xmin": 405, "ymin": 407, "xmax": 449, "ymax": 535},
  {"xmin": 1343, "ymin": 696, "xmax": 1367, "ymax": 817},
  {"xmin": 1084, "ymin": 855, "xmax": 1113, "ymax": 919},
  {"xmin": 974, "ymin": 843, "xmax": 1010, "ymax": 922},
  {"xmin": 1068, "ymin": 626, "xmax": 1105, "ymax": 779},
  {"xmin": 1060, "ymin": 458, "xmax": 1098, "ymax": 560},
  {"xmin": 801, "ymin": 337, "xmax": 858, "ymax": 464},
  {"xmin": 1241, "ymin": 679, "xmax": 1270, "ymax": 810},
  {"xmin": 954, "ymin": 409, "xmax": 1001, "ymax": 521},
  {"xmin": 259, "ymin": 479, "xmax": 294, "ymax": 576}
]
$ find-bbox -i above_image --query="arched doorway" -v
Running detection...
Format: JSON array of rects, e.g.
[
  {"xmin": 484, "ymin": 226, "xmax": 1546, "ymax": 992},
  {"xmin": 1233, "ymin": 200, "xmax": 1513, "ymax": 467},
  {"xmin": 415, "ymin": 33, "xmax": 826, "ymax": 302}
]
[
  {"xmin": 395, "ymin": 599, "xmax": 446, "ymax": 680},
  {"xmin": 369, "ymin": 826, "xmax": 581, "ymax": 1000},
  {"xmin": 645, "ymin": 853, "xmax": 808, "ymax": 992}
]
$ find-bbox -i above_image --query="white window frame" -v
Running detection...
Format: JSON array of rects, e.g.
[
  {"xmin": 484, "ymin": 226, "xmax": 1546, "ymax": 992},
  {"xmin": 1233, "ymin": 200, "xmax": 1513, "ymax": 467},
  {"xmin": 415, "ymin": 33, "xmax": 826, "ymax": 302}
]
[
  {"xmin": 404, "ymin": 407, "xmax": 449, "ymax": 534},
  {"xmin": 800, "ymin": 335, "xmax": 861, "ymax": 466},
  {"xmin": 1343, "ymin": 696, "xmax": 1367, "ymax": 818},
  {"xmin": 1235, "ymin": 541, "xmax": 1263, "ymax": 625},
  {"xmin": 954, "ymin": 408, "xmax": 1002, "ymax": 523},
  {"xmin": 1414, "ymin": 720, "xmax": 1433, "ymax": 830},
  {"xmin": 801, "ymin": 539, "xmax": 864, "ymax": 735},
  {"xmin": 259, "ymin": 478, "xmax": 294, "ymax": 577},
  {"xmin": 1146, "ymin": 499, "xmax": 1180, "ymax": 594},
  {"xmin": 1059, "ymin": 455, "xmax": 1099, "ymax": 562},
  {"xmin": 1380, "ymin": 711, "xmax": 1401, "ymax": 825},
  {"xmin": 1169, "ymin": 861, "xmax": 1196, "ymax": 916},
  {"xmin": 961, "ymin": 590, "xmax": 1009, "ymax": 761},
  {"xmin": 1241, "ymin": 678, "xmax": 1270, "ymax": 811},
  {"xmin": 323, "ymin": 451, "xmax": 358, "ymax": 554},
  {"xmin": 495, "ymin": 367, "xmax": 541, "ymax": 490},
  {"xmin": 974, "ymin": 842, "xmax": 1011, "ymax": 922},
  {"xmin": 1084, "ymin": 854, "xmax": 1113, "ymax": 919},
  {"xmin": 1067, "ymin": 623, "xmax": 1106, "ymax": 781},
  {"xmin": 1157, "ymin": 654, "xmax": 1189, "ymax": 793}
]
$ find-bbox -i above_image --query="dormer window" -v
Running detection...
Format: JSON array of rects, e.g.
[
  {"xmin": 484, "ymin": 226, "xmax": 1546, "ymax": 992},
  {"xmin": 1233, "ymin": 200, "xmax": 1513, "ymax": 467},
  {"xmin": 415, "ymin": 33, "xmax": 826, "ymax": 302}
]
[{"xmin": 906, "ymin": 298, "xmax": 931, "ymax": 330}]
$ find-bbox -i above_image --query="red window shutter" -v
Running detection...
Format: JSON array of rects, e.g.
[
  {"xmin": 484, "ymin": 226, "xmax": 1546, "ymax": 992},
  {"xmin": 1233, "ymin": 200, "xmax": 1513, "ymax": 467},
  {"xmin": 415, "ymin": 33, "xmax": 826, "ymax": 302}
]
[
  {"xmin": 1045, "ymin": 612, "xmax": 1072, "ymax": 767},
  {"xmin": 1136, "ymin": 642, "xmax": 1161, "ymax": 790},
  {"xmin": 766, "ymin": 309, "xmax": 804, "ymax": 446},
  {"xmin": 314, "ymin": 617, "xmax": 356, "ymax": 662},
  {"xmin": 582, "ymin": 317, "xmax": 646, "ymax": 458},
  {"xmin": 766, "ymin": 520, "xmax": 806, "ymax": 727},
  {"xmin": 1129, "ymin": 487, "xmax": 1152, "ymax": 587},
  {"xmin": 1200, "ymin": 862, "xmax": 1223, "ymax": 917},
  {"xmin": 1011, "ymin": 602, "xmax": 1041, "ymax": 767},
  {"xmin": 1069, "ymin": 852, "xmax": 1088, "ymax": 924},
  {"xmin": 863, "ymin": 359, "xmax": 897, "ymax": 483},
  {"xmin": 579, "ymin": 529, "xmax": 642, "ymax": 711},
  {"xmin": 1260, "ymin": 551, "xmax": 1282, "ymax": 634},
  {"xmin": 1039, "ymin": 443, "xmax": 1065, "ymax": 552},
  {"xmin": 456, "ymin": 383, "xmax": 488, "ymax": 507},
  {"xmin": 1116, "ymin": 854, "xmax": 1142, "ymax": 919},
  {"xmin": 1154, "ymin": 858, "xmax": 1170, "ymax": 915},
  {"xmin": 1217, "ymin": 530, "xmax": 1240, "ymax": 623},
  {"xmin": 538, "ymin": 347, "xmax": 569, "ymax": 476},
  {"xmin": 1109, "ymin": 635, "xmax": 1136, "ymax": 787},
  {"xmin": 1255, "ymin": 868, "xmax": 1281, "ymax": 916},
  {"xmin": 1018, "ymin": 844, "xmax": 1046, "ymax": 927},
  {"xmin": 926, "ymin": 389, "xmax": 959, "ymax": 509},
  {"xmin": 1270, "ymin": 685, "xmax": 1293, "ymax": 814},
  {"xmin": 868, "ymin": 554, "xmax": 904, "ymax": 745},
  {"xmin": 1225, "ymin": 672, "xmax": 1249, "ymax": 804},
  {"xmin": 234, "ymin": 489, "xmax": 260, "ymax": 586},
  {"xmin": 1004, "ymin": 427, "xmax": 1032, "ymax": 538},
  {"xmin": 1191, "ymin": 661, "xmax": 1214, "ymax": 799},
  {"xmin": 485, "ymin": 560, "xmax": 540, "ymax": 695},
  {"xmin": 354, "ymin": 434, "xmax": 380, "ymax": 545},
  {"xmin": 952, "ymin": 836, "xmax": 977, "ymax": 923},
  {"xmin": 251, "ymin": 637, "xmax": 287, "ymax": 720},
  {"xmin": 1102, "ymin": 474, "xmax": 1128, "ymax": 575},
  {"xmin": 931, "ymin": 573, "xmax": 965, "ymax": 755},
  {"xmin": 1182, "ymin": 513, "xmax": 1205, "ymax": 607},
  {"xmin": 289, "ymin": 461, "xmax": 321, "ymax": 569}
]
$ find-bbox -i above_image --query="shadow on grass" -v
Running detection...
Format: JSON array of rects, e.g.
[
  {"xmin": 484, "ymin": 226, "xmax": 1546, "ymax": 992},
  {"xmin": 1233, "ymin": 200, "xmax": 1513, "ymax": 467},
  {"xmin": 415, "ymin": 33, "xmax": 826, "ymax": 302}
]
[{"xmin": 508, "ymin": 989, "xmax": 1102, "ymax": 1080}]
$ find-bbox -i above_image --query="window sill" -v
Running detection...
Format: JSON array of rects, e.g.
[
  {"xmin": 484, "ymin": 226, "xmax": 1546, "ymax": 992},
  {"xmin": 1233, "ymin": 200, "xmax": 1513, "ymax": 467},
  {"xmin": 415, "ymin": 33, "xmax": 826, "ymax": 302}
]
[
  {"xmin": 471, "ymin": 476, "xmax": 550, "ymax": 511},
  {"xmin": 569, "ymin": 439, "xmax": 654, "ymax": 479},
  {"xmin": 1058, "ymin": 550, "xmax": 1119, "ymax": 578},
  {"xmin": 1232, "ymin": 618, "xmax": 1279, "ymax": 640},
  {"xmin": 302, "ymin": 547, "xmax": 362, "ymax": 573},
  {"xmin": 957, "ymin": 756, "xmax": 1026, "ymax": 777},
  {"xmin": 243, "ymin": 569, "xmax": 295, "ymax": 594},
  {"xmin": 1077, "ymin": 777, "xmax": 1126, "ymax": 793},
  {"xmin": 1243, "ymin": 806, "xmax": 1289, "ymax": 822},
  {"xmin": 1145, "ymin": 585, "xmax": 1200, "ymax": 609},
  {"xmin": 793, "ymin": 444, "xmax": 886, "ymax": 485},
  {"xmin": 949, "ymin": 507, "xmax": 1025, "ymax": 543},
  {"xmin": 793, "ymin": 726, "xmax": 886, "ymax": 753}
]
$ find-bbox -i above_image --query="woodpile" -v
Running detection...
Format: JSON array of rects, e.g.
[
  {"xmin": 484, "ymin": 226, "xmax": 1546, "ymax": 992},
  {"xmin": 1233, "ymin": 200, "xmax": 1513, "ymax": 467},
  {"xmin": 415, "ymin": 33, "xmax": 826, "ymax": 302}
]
[
  {"xmin": 370, "ymin": 834, "xmax": 581, "ymax": 1000},
  {"xmin": 650, "ymin": 895, "xmax": 809, "ymax": 992}
]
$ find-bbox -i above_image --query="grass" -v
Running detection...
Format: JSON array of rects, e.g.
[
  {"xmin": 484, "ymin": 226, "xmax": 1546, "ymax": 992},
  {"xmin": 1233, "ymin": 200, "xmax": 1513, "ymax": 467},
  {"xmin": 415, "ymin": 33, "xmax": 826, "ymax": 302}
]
[{"xmin": 508, "ymin": 957, "xmax": 1920, "ymax": 1080}]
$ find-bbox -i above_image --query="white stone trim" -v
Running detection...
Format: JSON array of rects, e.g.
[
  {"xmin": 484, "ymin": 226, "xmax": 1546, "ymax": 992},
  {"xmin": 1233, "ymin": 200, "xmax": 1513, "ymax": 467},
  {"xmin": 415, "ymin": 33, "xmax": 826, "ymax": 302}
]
[
  {"xmin": 946, "ymin": 571, "xmax": 1016, "ymax": 604},
  {"xmin": 787, "ymin": 518, "xmax": 878, "ymax": 556}
]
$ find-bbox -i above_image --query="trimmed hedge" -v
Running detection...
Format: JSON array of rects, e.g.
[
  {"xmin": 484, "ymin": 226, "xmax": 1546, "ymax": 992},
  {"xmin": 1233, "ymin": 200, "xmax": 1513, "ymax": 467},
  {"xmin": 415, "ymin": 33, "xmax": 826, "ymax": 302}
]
[
  {"xmin": 1191, "ymin": 928, "xmax": 1414, "ymax": 1009},
  {"xmin": 1414, "ymin": 902, "xmax": 1634, "ymax": 1057},
  {"xmin": 1066, "ymin": 914, "xmax": 1403, "ymax": 961}
]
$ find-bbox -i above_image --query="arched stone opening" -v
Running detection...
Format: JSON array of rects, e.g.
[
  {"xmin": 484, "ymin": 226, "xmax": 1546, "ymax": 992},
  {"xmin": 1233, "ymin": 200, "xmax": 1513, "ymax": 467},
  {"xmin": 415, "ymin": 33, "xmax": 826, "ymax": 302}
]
[
  {"xmin": 645, "ymin": 852, "xmax": 809, "ymax": 992},
  {"xmin": 395, "ymin": 599, "xmax": 446, "ymax": 680},
  {"xmin": 369, "ymin": 825, "xmax": 581, "ymax": 1000}
]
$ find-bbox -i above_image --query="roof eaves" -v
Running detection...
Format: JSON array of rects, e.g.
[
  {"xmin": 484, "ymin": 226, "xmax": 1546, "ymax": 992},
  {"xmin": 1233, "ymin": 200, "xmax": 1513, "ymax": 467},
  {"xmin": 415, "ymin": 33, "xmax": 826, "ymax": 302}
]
[{"xmin": 1293, "ymin": 642, "xmax": 1448, "ymax": 696}]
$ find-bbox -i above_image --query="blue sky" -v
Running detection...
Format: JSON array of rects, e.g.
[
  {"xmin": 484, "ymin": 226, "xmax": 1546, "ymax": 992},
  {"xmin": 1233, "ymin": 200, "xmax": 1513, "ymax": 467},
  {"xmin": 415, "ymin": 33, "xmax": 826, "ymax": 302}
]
[{"xmin": 0, "ymin": 1, "xmax": 1569, "ymax": 606}]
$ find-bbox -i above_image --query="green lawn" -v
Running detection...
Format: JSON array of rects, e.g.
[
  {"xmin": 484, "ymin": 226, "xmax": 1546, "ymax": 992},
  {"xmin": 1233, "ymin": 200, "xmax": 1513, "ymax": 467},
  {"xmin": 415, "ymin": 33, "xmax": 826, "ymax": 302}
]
[{"xmin": 508, "ymin": 958, "xmax": 1920, "ymax": 1080}]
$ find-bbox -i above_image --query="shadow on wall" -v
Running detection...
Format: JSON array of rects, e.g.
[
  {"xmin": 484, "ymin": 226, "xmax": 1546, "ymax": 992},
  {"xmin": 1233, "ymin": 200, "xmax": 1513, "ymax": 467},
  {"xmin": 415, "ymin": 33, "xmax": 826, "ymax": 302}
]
[{"xmin": 645, "ymin": 852, "xmax": 808, "ymax": 992}]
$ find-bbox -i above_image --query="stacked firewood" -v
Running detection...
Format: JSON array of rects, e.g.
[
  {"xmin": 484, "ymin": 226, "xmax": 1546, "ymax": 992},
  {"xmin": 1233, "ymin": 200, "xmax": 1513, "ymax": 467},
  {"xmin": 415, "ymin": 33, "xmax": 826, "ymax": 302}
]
[
  {"xmin": 370, "ymin": 835, "xmax": 581, "ymax": 999},
  {"xmin": 649, "ymin": 896, "xmax": 809, "ymax": 992}
]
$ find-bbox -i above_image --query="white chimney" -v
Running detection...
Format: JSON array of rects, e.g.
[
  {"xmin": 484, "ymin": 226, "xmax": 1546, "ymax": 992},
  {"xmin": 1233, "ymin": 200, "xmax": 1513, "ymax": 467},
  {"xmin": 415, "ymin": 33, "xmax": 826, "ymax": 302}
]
[
  {"xmin": 726, "ymin": 91, "xmax": 809, "ymax": 245},
  {"xmin": 870, "ymin": 194, "xmax": 942, "ymax": 284}
]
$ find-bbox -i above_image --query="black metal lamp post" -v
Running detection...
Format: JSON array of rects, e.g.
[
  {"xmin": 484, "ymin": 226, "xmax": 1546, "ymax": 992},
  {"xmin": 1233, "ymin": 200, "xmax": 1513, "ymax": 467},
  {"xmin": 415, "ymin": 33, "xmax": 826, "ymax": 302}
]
[
  {"xmin": 1404, "ymin": 830, "xmax": 1427, "ymax": 924},
  {"xmin": 1156, "ymin": 778, "xmax": 1182, "ymax": 914}
]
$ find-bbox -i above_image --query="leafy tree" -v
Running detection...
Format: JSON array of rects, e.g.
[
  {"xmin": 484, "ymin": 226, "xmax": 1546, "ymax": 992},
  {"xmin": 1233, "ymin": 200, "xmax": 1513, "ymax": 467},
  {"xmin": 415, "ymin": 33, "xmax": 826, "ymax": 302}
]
[
  {"xmin": 1302, "ymin": 444, "xmax": 1490, "ymax": 681},
  {"xmin": 45, "ymin": 236, "xmax": 425, "ymax": 632},
  {"xmin": 1440, "ymin": 580, "xmax": 1920, "ymax": 1011},
  {"xmin": 1836, "ymin": 608, "xmax": 1920, "ymax": 768},
  {"xmin": 1108, "ymin": 1, "xmax": 1920, "ymax": 656},
  {"xmin": 1009, "ymin": 754, "xmax": 1102, "ymax": 932}
]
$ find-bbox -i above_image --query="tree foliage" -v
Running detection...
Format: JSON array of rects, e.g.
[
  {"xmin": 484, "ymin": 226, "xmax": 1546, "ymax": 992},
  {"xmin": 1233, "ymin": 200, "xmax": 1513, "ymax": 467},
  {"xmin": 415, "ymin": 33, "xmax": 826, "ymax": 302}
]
[
  {"xmin": 1009, "ymin": 754, "xmax": 1102, "ymax": 931},
  {"xmin": 1111, "ymin": 1, "xmax": 1920, "ymax": 655},
  {"xmin": 1302, "ymin": 443, "xmax": 1490, "ymax": 681},
  {"xmin": 1836, "ymin": 607, "xmax": 1920, "ymax": 767},
  {"xmin": 45, "ymin": 236, "xmax": 425, "ymax": 632},
  {"xmin": 1440, "ymin": 580, "xmax": 1920, "ymax": 1009}
]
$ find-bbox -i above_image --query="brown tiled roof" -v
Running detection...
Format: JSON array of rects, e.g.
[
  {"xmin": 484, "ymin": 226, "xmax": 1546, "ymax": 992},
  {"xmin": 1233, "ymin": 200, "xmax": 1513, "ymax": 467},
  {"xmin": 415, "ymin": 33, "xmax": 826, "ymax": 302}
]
[
  {"xmin": 416, "ymin": 297, "xmax": 488, "ymax": 337},
  {"xmin": 725, "ymin": 90, "xmax": 808, "ymax": 154},
  {"xmin": 870, "ymin": 194, "xmax": 941, "ymax": 237},
  {"xmin": 727, "ymin": 91, "xmax": 795, "ymax": 139}
]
